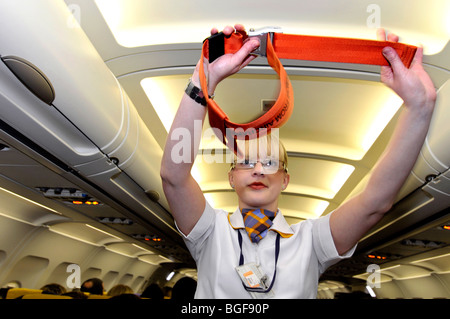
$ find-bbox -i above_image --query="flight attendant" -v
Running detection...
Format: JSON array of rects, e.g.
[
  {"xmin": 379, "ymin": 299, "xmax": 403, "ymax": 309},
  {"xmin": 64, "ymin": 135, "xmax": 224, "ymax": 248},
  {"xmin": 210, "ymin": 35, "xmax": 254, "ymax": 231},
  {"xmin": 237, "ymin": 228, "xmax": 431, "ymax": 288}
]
[{"xmin": 160, "ymin": 24, "xmax": 436, "ymax": 298}]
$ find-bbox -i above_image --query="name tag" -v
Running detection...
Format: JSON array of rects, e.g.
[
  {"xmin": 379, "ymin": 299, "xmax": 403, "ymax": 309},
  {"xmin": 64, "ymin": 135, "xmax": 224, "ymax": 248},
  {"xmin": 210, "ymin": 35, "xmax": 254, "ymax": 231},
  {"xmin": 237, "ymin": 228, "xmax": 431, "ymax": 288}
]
[{"xmin": 235, "ymin": 262, "xmax": 275, "ymax": 299}]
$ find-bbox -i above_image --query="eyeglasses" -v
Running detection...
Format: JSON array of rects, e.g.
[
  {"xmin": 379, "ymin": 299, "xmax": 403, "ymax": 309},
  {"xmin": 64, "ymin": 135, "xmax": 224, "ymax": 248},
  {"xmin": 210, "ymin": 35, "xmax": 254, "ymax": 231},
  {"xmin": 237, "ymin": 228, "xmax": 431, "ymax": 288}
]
[{"xmin": 231, "ymin": 158, "xmax": 287, "ymax": 173}]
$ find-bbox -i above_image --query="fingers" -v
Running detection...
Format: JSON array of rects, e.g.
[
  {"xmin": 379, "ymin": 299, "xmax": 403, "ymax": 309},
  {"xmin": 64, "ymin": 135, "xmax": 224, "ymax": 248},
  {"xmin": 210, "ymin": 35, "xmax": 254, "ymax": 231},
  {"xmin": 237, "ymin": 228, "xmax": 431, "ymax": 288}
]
[
  {"xmin": 378, "ymin": 27, "xmax": 406, "ymax": 87},
  {"xmin": 211, "ymin": 24, "xmax": 248, "ymax": 37},
  {"xmin": 376, "ymin": 28, "xmax": 386, "ymax": 41},
  {"xmin": 377, "ymin": 28, "xmax": 399, "ymax": 43},
  {"xmin": 387, "ymin": 33, "xmax": 399, "ymax": 43},
  {"xmin": 210, "ymin": 27, "xmax": 219, "ymax": 36},
  {"xmin": 382, "ymin": 46, "xmax": 405, "ymax": 72},
  {"xmin": 233, "ymin": 24, "xmax": 246, "ymax": 33},
  {"xmin": 209, "ymin": 24, "xmax": 260, "ymax": 68},
  {"xmin": 232, "ymin": 38, "xmax": 260, "ymax": 69},
  {"xmin": 410, "ymin": 45, "xmax": 424, "ymax": 67}
]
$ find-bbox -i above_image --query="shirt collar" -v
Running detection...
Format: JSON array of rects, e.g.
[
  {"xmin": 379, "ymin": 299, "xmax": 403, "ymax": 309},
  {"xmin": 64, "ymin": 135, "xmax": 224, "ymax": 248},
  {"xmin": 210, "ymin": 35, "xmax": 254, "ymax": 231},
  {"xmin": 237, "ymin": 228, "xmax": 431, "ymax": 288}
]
[{"xmin": 228, "ymin": 208, "xmax": 294, "ymax": 238}]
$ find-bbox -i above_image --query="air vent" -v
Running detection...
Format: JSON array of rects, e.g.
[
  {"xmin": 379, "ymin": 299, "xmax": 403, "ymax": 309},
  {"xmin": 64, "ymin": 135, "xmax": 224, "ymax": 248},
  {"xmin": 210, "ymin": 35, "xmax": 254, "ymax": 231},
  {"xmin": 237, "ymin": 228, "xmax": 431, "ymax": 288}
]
[
  {"xmin": 37, "ymin": 187, "xmax": 86, "ymax": 199},
  {"xmin": 98, "ymin": 217, "xmax": 133, "ymax": 225},
  {"xmin": 36, "ymin": 187, "xmax": 100, "ymax": 205},
  {"xmin": 401, "ymin": 239, "xmax": 446, "ymax": 248}
]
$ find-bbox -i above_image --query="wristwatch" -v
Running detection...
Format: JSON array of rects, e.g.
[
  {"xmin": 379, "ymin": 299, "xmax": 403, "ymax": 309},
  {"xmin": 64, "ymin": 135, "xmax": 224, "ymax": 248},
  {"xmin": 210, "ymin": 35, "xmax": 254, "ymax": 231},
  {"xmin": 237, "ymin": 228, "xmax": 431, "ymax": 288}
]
[{"xmin": 185, "ymin": 79, "xmax": 213, "ymax": 106}]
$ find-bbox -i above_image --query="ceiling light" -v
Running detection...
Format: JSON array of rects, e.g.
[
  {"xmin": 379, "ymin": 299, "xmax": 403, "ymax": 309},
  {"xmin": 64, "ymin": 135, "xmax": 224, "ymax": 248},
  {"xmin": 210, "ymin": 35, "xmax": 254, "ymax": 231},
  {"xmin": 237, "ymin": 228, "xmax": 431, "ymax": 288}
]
[
  {"xmin": 132, "ymin": 234, "xmax": 164, "ymax": 242},
  {"xmin": 329, "ymin": 165, "xmax": 355, "ymax": 195},
  {"xmin": 49, "ymin": 223, "xmax": 123, "ymax": 246},
  {"xmin": 141, "ymin": 77, "xmax": 183, "ymax": 132},
  {"xmin": 131, "ymin": 243, "xmax": 153, "ymax": 253},
  {"xmin": 71, "ymin": 200, "xmax": 100, "ymax": 206},
  {"xmin": 411, "ymin": 252, "xmax": 450, "ymax": 264},
  {"xmin": 367, "ymin": 254, "xmax": 387, "ymax": 260},
  {"xmin": 141, "ymin": 76, "xmax": 227, "ymax": 151},
  {"xmin": 360, "ymin": 94, "xmax": 403, "ymax": 152},
  {"xmin": 366, "ymin": 285, "xmax": 377, "ymax": 297},
  {"xmin": 85, "ymin": 224, "xmax": 123, "ymax": 241},
  {"xmin": 0, "ymin": 186, "xmax": 60, "ymax": 215},
  {"xmin": 94, "ymin": 0, "xmax": 449, "ymax": 54},
  {"xmin": 139, "ymin": 254, "xmax": 172, "ymax": 265},
  {"xmin": 166, "ymin": 271, "xmax": 175, "ymax": 281}
]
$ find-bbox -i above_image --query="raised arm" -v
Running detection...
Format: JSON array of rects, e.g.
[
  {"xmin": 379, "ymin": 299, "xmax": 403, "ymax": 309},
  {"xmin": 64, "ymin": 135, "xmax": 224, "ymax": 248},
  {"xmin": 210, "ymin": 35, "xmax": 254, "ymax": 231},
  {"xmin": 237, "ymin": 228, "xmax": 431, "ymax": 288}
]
[
  {"xmin": 330, "ymin": 29, "xmax": 437, "ymax": 255},
  {"xmin": 160, "ymin": 25, "xmax": 260, "ymax": 236}
]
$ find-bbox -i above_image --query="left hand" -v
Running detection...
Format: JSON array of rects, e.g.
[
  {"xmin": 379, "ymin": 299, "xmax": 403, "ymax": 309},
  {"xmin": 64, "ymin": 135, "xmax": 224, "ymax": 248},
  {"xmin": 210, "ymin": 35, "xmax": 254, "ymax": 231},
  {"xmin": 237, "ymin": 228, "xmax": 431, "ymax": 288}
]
[{"xmin": 377, "ymin": 29, "xmax": 436, "ymax": 110}]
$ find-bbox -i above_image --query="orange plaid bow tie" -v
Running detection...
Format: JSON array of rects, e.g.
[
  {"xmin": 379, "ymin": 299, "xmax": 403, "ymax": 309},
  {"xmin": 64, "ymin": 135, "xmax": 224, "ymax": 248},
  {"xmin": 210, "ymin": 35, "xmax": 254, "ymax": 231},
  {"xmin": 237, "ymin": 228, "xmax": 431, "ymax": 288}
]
[{"xmin": 241, "ymin": 208, "xmax": 277, "ymax": 243}]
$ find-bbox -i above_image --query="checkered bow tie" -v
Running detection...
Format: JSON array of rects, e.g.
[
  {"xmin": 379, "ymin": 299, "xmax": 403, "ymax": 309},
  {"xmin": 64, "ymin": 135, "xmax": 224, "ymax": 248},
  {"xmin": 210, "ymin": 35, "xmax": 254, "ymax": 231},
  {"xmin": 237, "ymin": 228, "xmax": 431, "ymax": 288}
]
[{"xmin": 241, "ymin": 208, "xmax": 277, "ymax": 243}]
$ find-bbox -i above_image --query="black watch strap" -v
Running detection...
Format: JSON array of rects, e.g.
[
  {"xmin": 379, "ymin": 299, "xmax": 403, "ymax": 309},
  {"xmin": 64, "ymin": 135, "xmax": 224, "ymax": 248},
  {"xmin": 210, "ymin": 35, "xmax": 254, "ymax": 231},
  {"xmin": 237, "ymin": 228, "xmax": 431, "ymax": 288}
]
[{"xmin": 185, "ymin": 79, "xmax": 207, "ymax": 106}]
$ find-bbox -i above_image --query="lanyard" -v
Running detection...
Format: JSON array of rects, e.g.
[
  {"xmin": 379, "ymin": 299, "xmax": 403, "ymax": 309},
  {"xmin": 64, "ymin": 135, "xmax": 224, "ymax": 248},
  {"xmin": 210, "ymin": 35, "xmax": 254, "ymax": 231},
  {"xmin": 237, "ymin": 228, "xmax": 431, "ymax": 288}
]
[{"xmin": 237, "ymin": 230, "xmax": 281, "ymax": 293}]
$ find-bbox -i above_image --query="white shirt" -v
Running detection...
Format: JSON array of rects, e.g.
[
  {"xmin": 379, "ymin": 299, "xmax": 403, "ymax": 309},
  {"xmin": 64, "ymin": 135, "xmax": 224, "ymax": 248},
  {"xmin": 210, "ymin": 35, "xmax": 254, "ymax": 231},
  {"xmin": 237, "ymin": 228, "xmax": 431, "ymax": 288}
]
[{"xmin": 178, "ymin": 201, "xmax": 356, "ymax": 299}]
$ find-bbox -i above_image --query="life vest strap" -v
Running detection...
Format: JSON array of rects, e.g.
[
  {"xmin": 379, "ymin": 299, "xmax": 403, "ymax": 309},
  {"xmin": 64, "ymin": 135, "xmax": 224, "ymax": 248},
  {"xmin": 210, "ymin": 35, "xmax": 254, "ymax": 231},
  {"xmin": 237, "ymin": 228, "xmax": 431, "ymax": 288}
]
[{"xmin": 199, "ymin": 28, "xmax": 417, "ymax": 154}]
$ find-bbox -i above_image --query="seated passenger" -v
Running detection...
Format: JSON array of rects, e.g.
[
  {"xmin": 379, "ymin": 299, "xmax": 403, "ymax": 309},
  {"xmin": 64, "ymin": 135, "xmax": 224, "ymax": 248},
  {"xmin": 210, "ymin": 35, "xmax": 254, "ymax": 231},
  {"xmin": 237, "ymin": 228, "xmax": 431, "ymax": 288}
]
[
  {"xmin": 40, "ymin": 283, "xmax": 66, "ymax": 295},
  {"xmin": 80, "ymin": 278, "xmax": 104, "ymax": 295},
  {"xmin": 107, "ymin": 284, "xmax": 133, "ymax": 297}
]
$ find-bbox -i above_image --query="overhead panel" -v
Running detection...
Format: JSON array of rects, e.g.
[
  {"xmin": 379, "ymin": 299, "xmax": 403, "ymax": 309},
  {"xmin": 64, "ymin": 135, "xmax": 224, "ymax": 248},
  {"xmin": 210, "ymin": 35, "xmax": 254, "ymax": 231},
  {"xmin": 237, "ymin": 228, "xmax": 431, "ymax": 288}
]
[{"xmin": 94, "ymin": 0, "xmax": 449, "ymax": 55}]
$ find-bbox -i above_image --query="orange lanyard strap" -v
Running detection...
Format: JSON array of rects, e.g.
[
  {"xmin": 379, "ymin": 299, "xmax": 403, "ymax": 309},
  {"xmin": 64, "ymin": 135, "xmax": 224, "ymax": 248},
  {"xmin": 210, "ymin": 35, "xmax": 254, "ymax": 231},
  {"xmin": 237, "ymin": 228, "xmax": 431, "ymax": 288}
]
[
  {"xmin": 200, "ymin": 32, "xmax": 293, "ymax": 154},
  {"xmin": 199, "ymin": 31, "xmax": 417, "ymax": 153},
  {"xmin": 271, "ymin": 33, "xmax": 417, "ymax": 67}
]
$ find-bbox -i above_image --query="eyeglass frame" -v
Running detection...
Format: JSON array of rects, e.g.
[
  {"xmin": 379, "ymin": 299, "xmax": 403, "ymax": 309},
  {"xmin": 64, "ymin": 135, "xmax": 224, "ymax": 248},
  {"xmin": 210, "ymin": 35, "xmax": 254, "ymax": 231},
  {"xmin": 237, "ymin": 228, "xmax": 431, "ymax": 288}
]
[{"xmin": 230, "ymin": 158, "xmax": 288, "ymax": 173}]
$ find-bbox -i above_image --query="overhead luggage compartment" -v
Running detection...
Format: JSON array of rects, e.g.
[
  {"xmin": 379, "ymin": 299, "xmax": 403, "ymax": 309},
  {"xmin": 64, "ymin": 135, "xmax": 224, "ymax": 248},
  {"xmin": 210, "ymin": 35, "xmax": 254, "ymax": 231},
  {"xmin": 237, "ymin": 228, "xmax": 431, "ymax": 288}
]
[
  {"xmin": 397, "ymin": 79, "xmax": 450, "ymax": 199},
  {"xmin": 0, "ymin": 1, "xmax": 172, "ymax": 233},
  {"xmin": 357, "ymin": 78, "xmax": 450, "ymax": 252}
]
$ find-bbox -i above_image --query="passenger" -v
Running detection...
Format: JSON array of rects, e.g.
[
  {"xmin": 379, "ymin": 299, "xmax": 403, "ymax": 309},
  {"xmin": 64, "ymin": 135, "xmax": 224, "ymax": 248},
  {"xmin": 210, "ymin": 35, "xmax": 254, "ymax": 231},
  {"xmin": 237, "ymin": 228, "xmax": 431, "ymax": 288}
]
[
  {"xmin": 140, "ymin": 283, "xmax": 164, "ymax": 300},
  {"xmin": 40, "ymin": 283, "xmax": 67, "ymax": 295},
  {"xmin": 107, "ymin": 284, "xmax": 133, "ymax": 297},
  {"xmin": 171, "ymin": 277, "xmax": 197, "ymax": 300},
  {"xmin": 160, "ymin": 24, "xmax": 436, "ymax": 298},
  {"xmin": 80, "ymin": 278, "xmax": 104, "ymax": 295}
]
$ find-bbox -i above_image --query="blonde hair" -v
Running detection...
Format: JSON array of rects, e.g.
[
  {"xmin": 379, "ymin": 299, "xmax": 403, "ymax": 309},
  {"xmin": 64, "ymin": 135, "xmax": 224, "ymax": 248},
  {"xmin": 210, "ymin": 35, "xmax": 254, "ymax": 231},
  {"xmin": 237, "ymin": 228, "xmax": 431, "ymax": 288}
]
[
  {"xmin": 107, "ymin": 284, "xmax": 134, "ymax": 297},
  {"xmin": 230, "ymin": 132, "xmax": 288, "ymax": 172}
]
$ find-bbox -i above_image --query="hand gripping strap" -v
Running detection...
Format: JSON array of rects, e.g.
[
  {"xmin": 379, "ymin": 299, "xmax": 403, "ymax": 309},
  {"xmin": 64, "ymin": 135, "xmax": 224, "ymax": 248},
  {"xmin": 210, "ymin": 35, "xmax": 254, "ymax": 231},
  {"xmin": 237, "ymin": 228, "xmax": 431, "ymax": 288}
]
[
  {"xmin": 199, "ymin": 33, "xmax": 294, "ymax": 154},
  {"xmin": 199, "ymin": 31, "xmax": 417, "ymax": 153}
]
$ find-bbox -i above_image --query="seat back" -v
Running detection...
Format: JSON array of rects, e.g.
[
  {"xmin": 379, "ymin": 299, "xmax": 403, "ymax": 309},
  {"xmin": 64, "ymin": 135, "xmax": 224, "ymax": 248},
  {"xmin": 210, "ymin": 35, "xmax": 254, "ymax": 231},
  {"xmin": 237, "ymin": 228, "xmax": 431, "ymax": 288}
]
[{"xmin": 6, "ymin": 288, "xmax": 42, "ymax": 299}]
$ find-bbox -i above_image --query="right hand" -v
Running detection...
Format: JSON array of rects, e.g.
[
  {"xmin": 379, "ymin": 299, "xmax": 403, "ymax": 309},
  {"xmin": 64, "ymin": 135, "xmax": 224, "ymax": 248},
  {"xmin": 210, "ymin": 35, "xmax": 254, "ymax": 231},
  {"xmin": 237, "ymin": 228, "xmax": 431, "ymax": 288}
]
[{"xmin": 193, "ymin": 24, "xmax": 261, "ymax": 93}]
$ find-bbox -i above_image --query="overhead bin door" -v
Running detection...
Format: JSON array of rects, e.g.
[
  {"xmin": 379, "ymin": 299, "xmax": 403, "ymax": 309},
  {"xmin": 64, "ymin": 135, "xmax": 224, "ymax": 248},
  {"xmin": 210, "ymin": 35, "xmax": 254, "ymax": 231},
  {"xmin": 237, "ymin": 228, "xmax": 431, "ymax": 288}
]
[{"xmin": 0, "ymin": 1, "xmax": 170, "ymax": 223}]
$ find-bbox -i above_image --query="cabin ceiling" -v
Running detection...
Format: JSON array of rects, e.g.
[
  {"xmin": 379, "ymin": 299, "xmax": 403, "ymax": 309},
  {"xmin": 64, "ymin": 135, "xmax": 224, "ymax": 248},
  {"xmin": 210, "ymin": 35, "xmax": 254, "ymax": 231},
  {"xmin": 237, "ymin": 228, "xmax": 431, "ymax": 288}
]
[{"xmin": 71, "ymin": 0, "xmax": 449, "ymax": 221}]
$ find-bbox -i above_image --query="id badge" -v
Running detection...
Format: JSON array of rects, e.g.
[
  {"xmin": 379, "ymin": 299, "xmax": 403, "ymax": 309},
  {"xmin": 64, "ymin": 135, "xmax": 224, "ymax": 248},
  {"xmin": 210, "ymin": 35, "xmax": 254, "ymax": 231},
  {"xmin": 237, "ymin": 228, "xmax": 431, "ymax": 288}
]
[{"xmin": 235, "ymin": 262, "xmax": 275, "ymax": 299}]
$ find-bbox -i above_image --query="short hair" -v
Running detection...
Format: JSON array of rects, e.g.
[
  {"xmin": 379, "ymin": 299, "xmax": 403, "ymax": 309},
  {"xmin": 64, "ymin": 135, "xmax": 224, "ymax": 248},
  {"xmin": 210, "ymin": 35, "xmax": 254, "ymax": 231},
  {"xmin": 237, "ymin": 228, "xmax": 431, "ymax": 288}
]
[
  {"xmin": 107, "ymin": 284, "xmax": 134, "ymax": 297},
  {"xmin": 40, "ymin": 283, "xmax": 67, "ymax": 295},
  {"xmin": 80, "ymin": 278, "xmax": 104, "ymax": 295},
  {"xmin": 230, "ymin": 132, "xmax": 288, "ymax": 172}
]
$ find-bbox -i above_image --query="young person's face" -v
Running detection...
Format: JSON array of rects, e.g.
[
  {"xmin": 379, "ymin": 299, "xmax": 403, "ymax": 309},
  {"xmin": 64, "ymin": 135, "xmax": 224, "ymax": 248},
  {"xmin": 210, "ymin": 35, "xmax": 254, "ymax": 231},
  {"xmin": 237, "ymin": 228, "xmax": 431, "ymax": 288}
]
[{"xmin": 228, "ymin": 137, "xmax": 289, "ymax": 212}]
